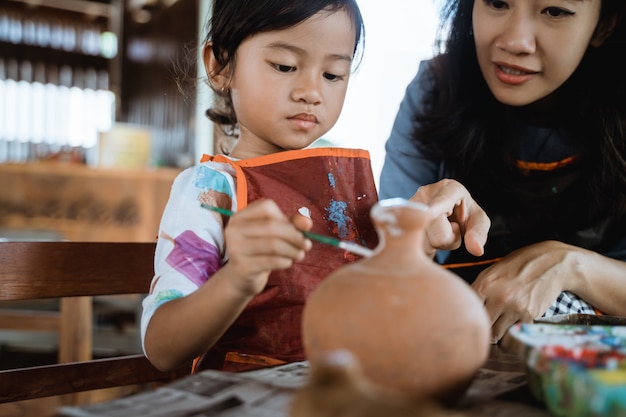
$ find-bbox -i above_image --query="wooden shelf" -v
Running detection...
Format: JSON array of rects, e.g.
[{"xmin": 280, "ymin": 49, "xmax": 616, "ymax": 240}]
[{"xmin": 4, "ymin": 0, "xmax": 115, "ymax": 18}]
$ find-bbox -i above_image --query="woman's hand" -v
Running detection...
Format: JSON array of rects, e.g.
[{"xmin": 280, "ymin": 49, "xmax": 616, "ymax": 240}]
[
  {"xmin": 472, "ymin": 241, "xmax": 576, "ymax": 343},
  {"xmin": 222, "ymin": 199, "xmax": 313, "ymax": 296},
  {"xmin": 409, "ymin": 179, "xmax": 490, "ymax": 258}
]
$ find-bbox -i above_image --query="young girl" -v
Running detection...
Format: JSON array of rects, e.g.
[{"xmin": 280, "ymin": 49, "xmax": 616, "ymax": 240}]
[
  {"xmin": 140, "ymin": 0, "xmax": 380, "ymax": 373},
  {"xmin": 380, "ymin": 0, "xmax": 626, "ymax": 343}
]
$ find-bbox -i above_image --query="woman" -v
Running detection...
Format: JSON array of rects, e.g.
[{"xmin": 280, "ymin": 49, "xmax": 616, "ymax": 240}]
[{"xmin": 379, "ymin": 0, "xmax": 626, "ymax": 342}]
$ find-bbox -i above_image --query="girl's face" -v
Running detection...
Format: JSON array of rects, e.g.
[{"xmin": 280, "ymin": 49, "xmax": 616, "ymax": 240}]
[
  {"xmin": 224, "ymin": 10, "xmax": 355, "ymax": 158},
  {"xmin": 472, "ymin": 0, "xmax": 604, "ymax": 107}
]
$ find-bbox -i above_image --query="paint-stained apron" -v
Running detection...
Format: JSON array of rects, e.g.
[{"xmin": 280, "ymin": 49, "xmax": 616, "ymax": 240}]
[{"xmin": 194, "ymin": 147, "xmax": 379, "ymax": 372}]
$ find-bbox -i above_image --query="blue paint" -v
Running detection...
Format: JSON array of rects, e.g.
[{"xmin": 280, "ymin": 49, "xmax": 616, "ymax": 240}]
[
  {"xmin": 194, "ymin": 166, "xmax": 233, "ymax": 196},
  {"xmin": 326, "ymin": 199, "xmax": 349, "ymax": 239},
  {"xmin": 327, "ymin": 172, "xmax": 337, "ymax": 188}
]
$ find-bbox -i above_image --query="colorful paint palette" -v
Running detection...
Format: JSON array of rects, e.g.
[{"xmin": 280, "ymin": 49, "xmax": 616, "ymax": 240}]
[{"xmin": 509, "ymin": 323, "xmax": 626, "ymax": 417}]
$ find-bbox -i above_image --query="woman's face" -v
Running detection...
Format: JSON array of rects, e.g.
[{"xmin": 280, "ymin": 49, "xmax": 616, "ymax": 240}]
[{"xmin": 472, "ymin": 0, "xmax": 603, "ymax": 107}]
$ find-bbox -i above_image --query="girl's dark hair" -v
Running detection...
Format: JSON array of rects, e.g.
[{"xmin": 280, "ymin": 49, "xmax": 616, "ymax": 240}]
[
  {"xmin": 419, "ymin": 0, "xmax": 626, "ymax": 217},
  {"xmin": 204, "ymin": 0, "xmax": 365, "ymax": 129}
]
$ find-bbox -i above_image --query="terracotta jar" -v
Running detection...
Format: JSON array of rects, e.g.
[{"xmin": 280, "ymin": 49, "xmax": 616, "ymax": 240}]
[{"xmin": 302, "ymin": 198, "xmax": 491, "ymax": 403}]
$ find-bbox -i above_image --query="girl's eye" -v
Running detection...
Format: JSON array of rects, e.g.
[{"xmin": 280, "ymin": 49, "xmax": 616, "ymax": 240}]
[
  {"xmin": 323, "ymin": 73, "xmax": 343, "ymax": 82},
  {"xmin": 273, "ymin": 64, "xmax": 295, "ymax": 73},
  {"xmin": 543, "ymin": 7, "xmax": 574, "ymax": 18}
]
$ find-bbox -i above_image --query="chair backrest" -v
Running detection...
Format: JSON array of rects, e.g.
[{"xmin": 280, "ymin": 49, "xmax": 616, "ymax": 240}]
[{"xmin": 0, "ymin": 241, "xmax": 189, "ymax": 404}]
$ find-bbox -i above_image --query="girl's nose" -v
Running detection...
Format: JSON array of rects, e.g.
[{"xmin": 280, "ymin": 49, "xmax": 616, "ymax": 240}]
[
  {"xmin": 291, "ymin": 73, "xmax": 322, "ymax": 105},
  {"xmin": 495, "ymin": 12, "xmax": 536, "ymax": 55}
]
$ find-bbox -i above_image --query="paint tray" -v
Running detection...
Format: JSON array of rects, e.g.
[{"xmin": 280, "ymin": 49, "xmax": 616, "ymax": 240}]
[{"xmin": 508, "ymin": 323, "xmax": 626, "ymax": 417}]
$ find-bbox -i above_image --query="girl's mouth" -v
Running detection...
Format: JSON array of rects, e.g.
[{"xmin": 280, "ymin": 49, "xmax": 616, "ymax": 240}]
[{"xmin": 289, "ymin": 113, "xmax": 318, "ymax": 130}]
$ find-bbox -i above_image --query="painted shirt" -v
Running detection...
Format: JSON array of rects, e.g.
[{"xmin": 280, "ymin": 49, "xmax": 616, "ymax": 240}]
[{"xmin": 141, "ymin": 147, "xmax": 379, "ymax": 372}]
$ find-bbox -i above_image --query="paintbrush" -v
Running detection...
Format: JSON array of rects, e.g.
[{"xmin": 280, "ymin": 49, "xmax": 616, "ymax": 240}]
[{"xmin": 200, "ymin": 203, "xmax": 374, "ymax": 258}]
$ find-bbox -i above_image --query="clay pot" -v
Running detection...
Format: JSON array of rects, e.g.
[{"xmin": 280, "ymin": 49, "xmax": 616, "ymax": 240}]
[
  {"xmin": 302, "ymin": 198, "xmax": 491, "ymax": 403},
  {"xmin": 289, "ymin": 350, "xmax": 464, "ymax": 417}
]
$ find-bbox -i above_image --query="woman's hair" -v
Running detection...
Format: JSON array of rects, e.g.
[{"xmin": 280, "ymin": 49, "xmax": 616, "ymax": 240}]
[
  {"xmin": 204, "ymin": 0, "xmax": 365, "ymax": 129},
  {"xmin": 418, "ymin": 0, "xmax": 626, "ymax": 217}
]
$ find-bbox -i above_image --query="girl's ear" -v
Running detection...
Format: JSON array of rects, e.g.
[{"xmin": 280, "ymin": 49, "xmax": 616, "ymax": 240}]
[
  {"xmin": 590, "ymin": 14, "xmax": 619, "ymax": 47},
  {"xmin": 203, "ymin": 42, "xmax": 229, "ymax": 90}
]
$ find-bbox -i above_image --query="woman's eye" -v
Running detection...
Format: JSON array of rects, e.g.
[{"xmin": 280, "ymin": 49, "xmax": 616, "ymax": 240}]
[
  {"xmin": 543, "ymin": 7, "xmax": 574, "ymax": 18},
  {"xmin": 273, "ymin": 64, "xmax": 295, "ymax": 73},
  {"xmin": 485, "ymin": 0, "xmax": 508, "ymax": 10}
]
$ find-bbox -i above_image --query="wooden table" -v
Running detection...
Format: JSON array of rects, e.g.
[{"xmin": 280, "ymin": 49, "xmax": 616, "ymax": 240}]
[
  {"xmin": 56, "ymin": 345, "xmax": 552, "ymax": 417},
  {"xmin": 456, "ymin": 345, "xmax": 551, "ymax": 416}
]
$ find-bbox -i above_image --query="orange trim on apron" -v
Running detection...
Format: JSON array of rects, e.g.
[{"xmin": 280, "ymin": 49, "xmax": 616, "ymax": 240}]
[
  {"xmin": 201, "ymin": 147, "xmax": 370, "ymax": 165},
  {"xmin": 193, "ymin": 352, "xmax": 288, "ymax": 373},
  {"xmin": 223, "ymin": 352, "xmax": 287, "ymax": 367},
  {"xmin": 202, "ymin": 148, "xmax": 372, "ymax": 212}
]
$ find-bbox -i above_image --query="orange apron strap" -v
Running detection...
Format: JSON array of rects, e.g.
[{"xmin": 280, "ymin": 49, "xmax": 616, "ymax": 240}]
[
  {"xmin": 224, "ymin": 352, "xmax": 287, "ymax": 367},
  {"xmin": 201, "ymin": 148, "xmax": 373, "ymax": 212},
  {"xmin": 201, "ymin": 153, "xmax": 250, "ymax": 210}
]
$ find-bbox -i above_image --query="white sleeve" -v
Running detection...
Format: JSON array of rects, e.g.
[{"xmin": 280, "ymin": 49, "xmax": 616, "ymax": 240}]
[{"xmin": 140, "ymin": 162, "xmax": 237, "ymax": 354}]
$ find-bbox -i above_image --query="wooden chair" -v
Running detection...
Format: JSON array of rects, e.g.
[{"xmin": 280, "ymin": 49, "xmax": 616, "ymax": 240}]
[{"xmin": 0, "ymin": 241, "xmax": 190, "ymax": 404}]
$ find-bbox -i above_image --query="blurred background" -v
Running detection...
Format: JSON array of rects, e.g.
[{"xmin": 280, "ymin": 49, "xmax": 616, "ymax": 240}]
[
  {"xmin": 0, "ymin": 0, "xmax": 438, "ymax": 179},
  {"xmin": 0, "ymin": 1, "xmax": 439, "ymax": 414}
]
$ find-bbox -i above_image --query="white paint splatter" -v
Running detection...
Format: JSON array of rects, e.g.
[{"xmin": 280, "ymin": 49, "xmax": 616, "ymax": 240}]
[
  {"xmin": 298, "ymin": 207, "xmax": 311, "ymax": 218},
  {"xmin": 370, "ymin": 198, "xmax": 429, "ymax": 237}
]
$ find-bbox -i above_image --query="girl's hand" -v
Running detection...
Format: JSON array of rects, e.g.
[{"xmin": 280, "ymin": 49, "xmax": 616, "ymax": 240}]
[
  {"xmin": 409, "ymin": 179, "xmax": 490, "ymax": 258},
  {"xmin": 471, "ymin": 241, "xmax": 575, "ymax": 343},
  {"xmin": 222, "ymin": 199, "xmax": 312, "ymax": 296}
]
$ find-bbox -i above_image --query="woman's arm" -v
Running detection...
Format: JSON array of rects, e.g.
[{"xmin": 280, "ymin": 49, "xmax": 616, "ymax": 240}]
[
  {"xmin": 379, "ymin": 60, "xmax": 492, "ymax": 258},
  {"xmin": 379, "ymin": 59, "xmax": 443, "ymax": 200},
  {"xmin": 472, "ymin": 240, "xmax": 626, "ymax": 343}
]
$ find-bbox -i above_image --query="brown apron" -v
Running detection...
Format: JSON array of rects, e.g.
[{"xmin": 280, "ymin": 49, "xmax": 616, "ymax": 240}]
[{"xmin": 194, "ymin": 147, "xmax": 379, "ymax": 372}]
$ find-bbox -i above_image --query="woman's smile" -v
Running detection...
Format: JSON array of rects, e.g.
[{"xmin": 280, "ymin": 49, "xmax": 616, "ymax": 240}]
[
  {"xmin": 472, "ymin": 0, "xmax": 602, "ymax": 107},
  {"xmin": 494, "ymin": 62, "xmax": 537, "ymax": 85}
]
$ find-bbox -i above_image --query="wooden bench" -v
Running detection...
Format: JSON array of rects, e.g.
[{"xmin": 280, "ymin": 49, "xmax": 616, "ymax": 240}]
[{"xmin": 0, "ymin": 241, "xmax": 190, "ymax": 404}]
